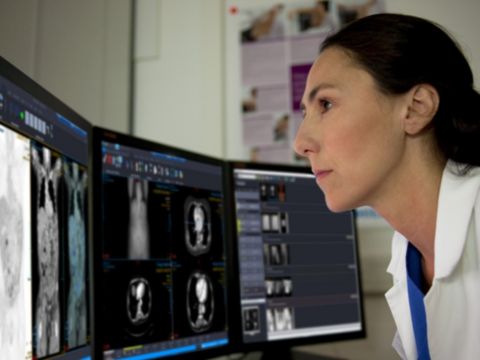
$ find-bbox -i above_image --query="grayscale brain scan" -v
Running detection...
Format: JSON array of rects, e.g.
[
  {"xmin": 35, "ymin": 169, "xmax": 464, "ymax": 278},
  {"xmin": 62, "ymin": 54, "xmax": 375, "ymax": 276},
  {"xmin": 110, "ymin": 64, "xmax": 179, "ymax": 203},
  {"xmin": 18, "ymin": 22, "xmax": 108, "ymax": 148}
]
[
  {"xmin": 184, "ymin": 197, "xmax": 211, "ymax": 256},
  {"xmin": 128, "ymin": 178, "xmax": 150, "ymax": 259},
  {"xmin": 32, "ymin": 145, "xmax": 62, "ymax": 357},
  {"xmin": 187, "ymin": 271, "xmax": 214, "ymax": 333},
  {"xmin": 0, "ymin": 127, "xmax": 31, "ymax": 359},
  {"xmin": 64, "ymin": 161, "xmax": 88, "ymax": 349},
  {"xmin": 126, "ymin": 277, "xmax": 152, "ymax": 333}
]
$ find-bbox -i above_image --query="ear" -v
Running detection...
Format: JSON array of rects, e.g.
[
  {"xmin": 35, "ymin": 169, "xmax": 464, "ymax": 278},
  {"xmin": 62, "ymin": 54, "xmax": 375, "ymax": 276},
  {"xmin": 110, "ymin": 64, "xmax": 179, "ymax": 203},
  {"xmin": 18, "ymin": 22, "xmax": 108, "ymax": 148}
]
[{"xmin": 404, "ymin": 84, "xmax": 439, "ymax": 135}]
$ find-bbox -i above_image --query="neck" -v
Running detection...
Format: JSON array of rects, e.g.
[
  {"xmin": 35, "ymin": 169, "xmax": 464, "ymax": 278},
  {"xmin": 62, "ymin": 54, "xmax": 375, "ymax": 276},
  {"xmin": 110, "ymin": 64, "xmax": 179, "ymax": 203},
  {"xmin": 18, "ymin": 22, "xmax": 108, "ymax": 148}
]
[{"xmin": 371, "ymin": 148, "xmax": 446, "ymax": 286}]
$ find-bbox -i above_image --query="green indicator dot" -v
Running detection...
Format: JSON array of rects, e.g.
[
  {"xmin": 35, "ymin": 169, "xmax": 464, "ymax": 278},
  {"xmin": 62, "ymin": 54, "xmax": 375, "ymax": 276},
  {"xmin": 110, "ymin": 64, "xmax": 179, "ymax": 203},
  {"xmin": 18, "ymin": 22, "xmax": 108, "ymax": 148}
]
[{"xmin": 19, "ymin": 111, "xmax": 25, "ymax": 120}]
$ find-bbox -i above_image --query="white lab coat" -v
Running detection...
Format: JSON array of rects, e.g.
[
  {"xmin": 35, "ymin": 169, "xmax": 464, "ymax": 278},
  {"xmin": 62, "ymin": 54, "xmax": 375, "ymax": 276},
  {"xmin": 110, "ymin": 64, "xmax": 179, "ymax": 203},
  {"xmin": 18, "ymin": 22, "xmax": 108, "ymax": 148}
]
[{"xmin": 385, "ymin": 161, "xmax": 480, "ymax": 360}]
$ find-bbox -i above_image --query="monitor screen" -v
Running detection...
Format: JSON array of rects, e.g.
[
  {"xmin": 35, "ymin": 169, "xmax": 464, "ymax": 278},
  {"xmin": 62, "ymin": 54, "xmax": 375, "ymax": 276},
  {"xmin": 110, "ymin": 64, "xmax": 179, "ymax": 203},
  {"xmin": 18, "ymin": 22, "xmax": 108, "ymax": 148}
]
[
  {"xmin": 0, "ymin": 57, "xmax": 92, "ymax": 359},
  {"xmin": 229, "ymin": 163, "xmax": 364, "ymax": 347},
  {"xmin": 93, "ymin": 128, "xmax": 229, "ymax": 359}
]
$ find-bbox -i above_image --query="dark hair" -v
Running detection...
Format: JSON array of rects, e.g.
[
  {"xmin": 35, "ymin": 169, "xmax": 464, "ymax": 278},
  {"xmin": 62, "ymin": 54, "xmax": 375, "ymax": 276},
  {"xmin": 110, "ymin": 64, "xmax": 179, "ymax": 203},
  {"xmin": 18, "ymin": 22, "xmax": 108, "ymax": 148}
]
[{"xmin": 321, "ymin": 13, "xmax": 480, "ymax": 172}]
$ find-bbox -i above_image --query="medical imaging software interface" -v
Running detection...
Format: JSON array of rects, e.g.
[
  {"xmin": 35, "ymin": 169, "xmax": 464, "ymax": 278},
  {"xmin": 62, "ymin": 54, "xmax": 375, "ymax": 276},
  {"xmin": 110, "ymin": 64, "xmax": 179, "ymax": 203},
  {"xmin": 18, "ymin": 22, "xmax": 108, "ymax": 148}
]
[
  {"xmin": 233, "ymin": 168, "xmax": 363, "ymax": 343},
  {"xmin": 0, "ymin": 70, "xmax": 90, "ymax": 359},
  {"xmin": 99, "ymin": 140, "xmax": 228, "ymax": 359}
]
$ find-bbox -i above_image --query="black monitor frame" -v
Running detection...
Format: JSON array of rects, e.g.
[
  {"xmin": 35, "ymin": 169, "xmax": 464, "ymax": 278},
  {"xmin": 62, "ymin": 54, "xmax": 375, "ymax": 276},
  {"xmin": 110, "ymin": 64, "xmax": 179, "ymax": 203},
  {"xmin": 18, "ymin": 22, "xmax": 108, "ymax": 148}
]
[
  {"xmin": 91, "ymin": 127, "xmax": 231, "ymax": 360},
  {"xmin": 225, "ymin": 161, "xmax": 366, "ymax": 357},
  {"xmin": 0, "ymin": 56, "xmax": 94, "ymax": 359}
]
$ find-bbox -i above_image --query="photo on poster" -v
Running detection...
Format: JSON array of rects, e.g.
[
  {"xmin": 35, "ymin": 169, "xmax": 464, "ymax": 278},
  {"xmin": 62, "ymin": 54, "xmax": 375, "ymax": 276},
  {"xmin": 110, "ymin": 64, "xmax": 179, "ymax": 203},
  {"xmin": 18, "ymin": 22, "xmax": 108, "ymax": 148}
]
[
  {"xmin": 31, "ymin": 141, "xmax": 63, "ymax": 358},
  {"xmin": 226, "ymin": 0, "xmax": 388, "ymax": 164},
  {"xmin": 0, "ymin": 125, "xmax": 32, "ymax": 359},
  {"xmin": 239, "ymin": 4, "xmax": 286, "ymax": 43},
  {"xmin": 286, "ymin": 1, "xmax": 336, "ymax": 35}
]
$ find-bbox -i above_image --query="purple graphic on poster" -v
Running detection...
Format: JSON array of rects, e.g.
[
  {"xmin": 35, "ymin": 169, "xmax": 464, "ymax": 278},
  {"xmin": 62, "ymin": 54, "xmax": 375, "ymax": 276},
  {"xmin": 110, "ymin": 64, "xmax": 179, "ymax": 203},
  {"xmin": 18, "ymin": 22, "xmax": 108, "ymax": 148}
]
[{"xmin": 290, "ymin": 64, "xmax": 312, "ymax": 112}]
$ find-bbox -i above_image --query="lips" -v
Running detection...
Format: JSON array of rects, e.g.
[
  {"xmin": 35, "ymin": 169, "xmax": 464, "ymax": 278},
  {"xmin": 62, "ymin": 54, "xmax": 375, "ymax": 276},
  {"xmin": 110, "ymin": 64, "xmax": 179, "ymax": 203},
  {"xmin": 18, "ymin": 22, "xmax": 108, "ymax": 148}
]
[{"xmin": 313, "ymin": 169, "xmax": 333, "ymax": 180}]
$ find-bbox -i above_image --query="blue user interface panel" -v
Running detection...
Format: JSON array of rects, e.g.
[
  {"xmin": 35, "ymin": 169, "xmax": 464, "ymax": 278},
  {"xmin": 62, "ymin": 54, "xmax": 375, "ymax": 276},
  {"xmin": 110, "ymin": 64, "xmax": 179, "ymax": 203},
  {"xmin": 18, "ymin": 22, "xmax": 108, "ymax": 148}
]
[
  {"xmin": 98, "ymin": 138, "xmax": 228, "ymax": 359},
  {"xmin": 0, "ymin": 58, "xmax": 91, "ymax": 359},
  {"xmin": 233, "ymin": 167, "xmax": 363, "ymax": 344}
]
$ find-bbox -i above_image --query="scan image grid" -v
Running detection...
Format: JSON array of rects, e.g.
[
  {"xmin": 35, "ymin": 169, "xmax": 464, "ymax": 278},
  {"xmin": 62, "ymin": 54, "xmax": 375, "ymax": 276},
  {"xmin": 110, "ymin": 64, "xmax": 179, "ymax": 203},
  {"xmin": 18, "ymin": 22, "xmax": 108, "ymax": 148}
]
[
  {"xmin": 101, "ymin": 175, "xmax": 226, "ymax": 349},
  {"xmin": 0, "ymin": 125, "xmax": 33, "ymax": 359}
]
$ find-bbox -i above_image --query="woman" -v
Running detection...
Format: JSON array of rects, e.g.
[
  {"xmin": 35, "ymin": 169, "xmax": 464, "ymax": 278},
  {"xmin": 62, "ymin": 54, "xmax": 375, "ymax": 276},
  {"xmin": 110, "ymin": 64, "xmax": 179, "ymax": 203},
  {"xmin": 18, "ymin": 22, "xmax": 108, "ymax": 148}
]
[{"xmin": 294, "ymin": 13, "xmax": 480, "ymax": 360}]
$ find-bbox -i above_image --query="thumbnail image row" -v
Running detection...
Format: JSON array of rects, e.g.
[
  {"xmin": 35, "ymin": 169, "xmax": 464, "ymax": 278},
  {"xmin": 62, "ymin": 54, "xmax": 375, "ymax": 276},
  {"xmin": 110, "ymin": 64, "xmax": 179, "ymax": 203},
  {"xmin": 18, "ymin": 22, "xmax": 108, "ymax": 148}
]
[
  {"xmin": 265, "ymin": 277, "xmax": 292, "ymax": 298},
  {"xmin": 243, "ymin": 306, "xmax": 294, "ymax": 335},
  {"xmin": 101, "ymin": 262, "xmax": 226, "ymax": 349},
  {"xmin": 259, "ymin": 182, "xmax": 287, "ymax": 202},
  {"xmin": 264, "ymin": 243, "xmax": 290, "ymax": 266},
  {"xmin": 261, "ymin": 212, "xmax": 289, "ymax": 234}
]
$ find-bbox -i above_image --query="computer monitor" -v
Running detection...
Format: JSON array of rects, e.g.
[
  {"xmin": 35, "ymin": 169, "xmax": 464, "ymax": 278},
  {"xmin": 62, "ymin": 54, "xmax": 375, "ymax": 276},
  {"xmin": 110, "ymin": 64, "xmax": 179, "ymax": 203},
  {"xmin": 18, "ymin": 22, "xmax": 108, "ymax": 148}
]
[
  {"xmin": 0, "ymin": 57, "xmax": 92, "ymax": 359},
  {"xmin": 92, "ymin": 127, "xmax": 229, "ymax": 359},
  {"xmin": 227, "ymin": 161, "xmax": 365, "ymax": 359}
]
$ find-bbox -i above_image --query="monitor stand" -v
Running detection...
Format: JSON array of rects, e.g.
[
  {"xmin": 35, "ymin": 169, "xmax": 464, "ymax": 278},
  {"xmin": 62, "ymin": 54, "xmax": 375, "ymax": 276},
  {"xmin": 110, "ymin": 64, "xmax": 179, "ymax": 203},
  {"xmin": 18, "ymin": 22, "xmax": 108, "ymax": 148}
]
[{"xmin": 259, "ymin": 347, "xmax": 345, "ymax": 360}]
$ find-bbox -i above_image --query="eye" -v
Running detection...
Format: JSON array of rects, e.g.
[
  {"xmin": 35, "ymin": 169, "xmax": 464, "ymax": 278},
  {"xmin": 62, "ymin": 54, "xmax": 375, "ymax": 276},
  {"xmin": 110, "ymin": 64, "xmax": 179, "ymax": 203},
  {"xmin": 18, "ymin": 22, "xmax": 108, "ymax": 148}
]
[
  {"xmin": 319, "ymin": 99, "xmax": 332, "ymax": 113},
  {"xmin": 301, "ymin": 108, "xmax": 306, "ymax": 119}
]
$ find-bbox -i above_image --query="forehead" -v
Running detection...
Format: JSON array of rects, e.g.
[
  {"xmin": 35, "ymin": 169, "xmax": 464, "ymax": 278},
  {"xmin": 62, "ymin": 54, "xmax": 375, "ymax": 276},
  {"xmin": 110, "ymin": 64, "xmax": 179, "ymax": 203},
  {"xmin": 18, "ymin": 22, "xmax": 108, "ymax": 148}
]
[
  {"xmin": 307, "ymin": 47, "xmax": 361, "ymax": 88},
  {"xmin": 301, "ymin": 47, "xmax": 382, "ymax": 108}
]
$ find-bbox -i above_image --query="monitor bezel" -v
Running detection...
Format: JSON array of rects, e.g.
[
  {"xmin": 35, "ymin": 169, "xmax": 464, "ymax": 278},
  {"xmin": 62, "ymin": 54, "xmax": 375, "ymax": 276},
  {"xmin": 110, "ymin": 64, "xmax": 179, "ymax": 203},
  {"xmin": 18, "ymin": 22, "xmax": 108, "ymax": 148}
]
[
  {"xmin": 92, "ymin": 126, "xmax": 231, "ymax": 360},
  {"xmin": 225, "ymin": 160, "xmax": 366, "ymax": 354},
  {"xmin": 0, "ymin": 56, "xmax": 94, "ymax": 359}
]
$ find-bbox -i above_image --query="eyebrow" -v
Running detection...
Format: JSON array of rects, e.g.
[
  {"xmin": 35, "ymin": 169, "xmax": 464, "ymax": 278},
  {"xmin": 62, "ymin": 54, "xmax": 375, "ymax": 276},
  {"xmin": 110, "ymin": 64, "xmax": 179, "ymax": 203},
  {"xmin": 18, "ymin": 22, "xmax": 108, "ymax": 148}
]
[{"xmin": 300, "ymin": 83, "xmax": 337, "ymax": 111}]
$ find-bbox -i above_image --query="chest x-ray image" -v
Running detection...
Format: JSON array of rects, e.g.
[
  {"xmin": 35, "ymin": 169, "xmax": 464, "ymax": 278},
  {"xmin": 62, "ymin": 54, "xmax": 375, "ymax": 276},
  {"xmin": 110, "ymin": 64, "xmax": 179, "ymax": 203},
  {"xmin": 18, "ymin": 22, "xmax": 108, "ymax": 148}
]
[
  {"xmin": 184, "ymin": 197, "xmax": 211, "ymax": 256},
  {"xmin": 64, "ymin": 161, "xmax": 87, "ymax": 349},
  {"xmin": 0, "ymin": 126, "xmax": 32, "ymax": 359},
  {"xmin": 267, "ymin": 307, "xmax": 294, "ymax": 332},
  {"xmin": 187, "ymin": 271, "xmax": 214, "ymax": 333},
  {"xmin": 32, "ymin": 144, "xmax": 62, "ymax": 358},
  {"xmin": 126, "ymin": 277, "xmax": 152, "ymax": 336},
  {"xmin": 128, "ymin": 177, "xmax": 149, "ymax": 259}
]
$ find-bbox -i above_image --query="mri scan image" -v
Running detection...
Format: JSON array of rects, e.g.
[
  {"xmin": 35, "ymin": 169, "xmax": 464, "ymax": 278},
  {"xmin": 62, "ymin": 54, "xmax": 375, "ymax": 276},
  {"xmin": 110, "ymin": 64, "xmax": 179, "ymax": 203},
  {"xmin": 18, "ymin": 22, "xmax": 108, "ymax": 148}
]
[
  {"xmin": 242, "ymin": 306, "xmax": 261, "ymax": 334},
  {"xmin": 186, "ymin": 271, "xmax": 214, "ymax": 333},
  {"xmin": 126, "ymin": 277, "xmax": 152, "ymax": 336},
  {"xmin": 184, "ymin": 197, "xmax": 211, "ymax": 256},
  {"xmin": 102, "ymin": 262, "xmax": 172, "ymax": 349},
  {"xmin": 0, "ymin": 126, "xmax": 32, "ymax": 359},
  {"xmin": 274, "ymin": 307, "xmax": 294, "ymax": 331},
  {"xmin": 128, "ymin": 177, "xmax": 149, "ymax": 259},
  {"xmin": 266, "ymin": 307, "xmax": 294, "ymax": 333},
  {"xmin": 264, "ymin": 243, "xmax": 289, "ymax": 266},
  {"xmin": 64, "ymin": 161, "xmax": 88, "ymax": 349},
  {"xmin": 266, "ymin": 308, "xmax": 275, "ymax": 333},
  {"xmin": 32, "ymin": 144, "xmax": 62, "ymax": 357}
]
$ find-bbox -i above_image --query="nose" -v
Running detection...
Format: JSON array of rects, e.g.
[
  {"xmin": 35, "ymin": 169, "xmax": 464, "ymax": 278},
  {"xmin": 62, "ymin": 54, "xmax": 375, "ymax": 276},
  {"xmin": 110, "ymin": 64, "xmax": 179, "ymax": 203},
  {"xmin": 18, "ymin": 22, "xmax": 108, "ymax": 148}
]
[{"xmin": 293, "ymin": 118, "xmax": 316, "ymax": 158}]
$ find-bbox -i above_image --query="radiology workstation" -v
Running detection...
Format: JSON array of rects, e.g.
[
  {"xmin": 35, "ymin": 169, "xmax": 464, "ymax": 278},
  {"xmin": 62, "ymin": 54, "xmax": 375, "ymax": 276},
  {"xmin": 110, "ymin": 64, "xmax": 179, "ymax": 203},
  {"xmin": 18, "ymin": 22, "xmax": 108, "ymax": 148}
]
[{"xmin": 0, "ymin": 55, "xmax": 365, "ymax": 359}]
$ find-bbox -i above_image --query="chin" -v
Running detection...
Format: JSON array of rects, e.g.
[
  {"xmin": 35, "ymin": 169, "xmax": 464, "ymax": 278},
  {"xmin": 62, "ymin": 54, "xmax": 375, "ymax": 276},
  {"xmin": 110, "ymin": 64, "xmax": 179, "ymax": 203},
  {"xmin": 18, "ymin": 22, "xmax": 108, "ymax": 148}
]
[{"xmin": 324, "ymin": 195, "xmax": 356, "ymax": 213}]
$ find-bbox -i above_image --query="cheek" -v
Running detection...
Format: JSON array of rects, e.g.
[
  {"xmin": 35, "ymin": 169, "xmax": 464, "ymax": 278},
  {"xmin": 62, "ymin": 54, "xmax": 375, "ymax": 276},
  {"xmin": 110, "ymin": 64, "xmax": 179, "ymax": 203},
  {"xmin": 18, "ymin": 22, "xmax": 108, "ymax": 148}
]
[{"xmin": 322, "ymin": 112, "xmax": 401, "ymax": 209}]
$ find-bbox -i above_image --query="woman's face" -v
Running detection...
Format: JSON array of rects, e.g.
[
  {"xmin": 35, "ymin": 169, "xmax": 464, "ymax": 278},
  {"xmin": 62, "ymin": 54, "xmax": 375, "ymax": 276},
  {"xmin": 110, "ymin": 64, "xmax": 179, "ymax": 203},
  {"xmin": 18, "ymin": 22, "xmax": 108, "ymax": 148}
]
[{"xmin": 294, "ymin": 47, "xmax": 408, "ymax": 212}]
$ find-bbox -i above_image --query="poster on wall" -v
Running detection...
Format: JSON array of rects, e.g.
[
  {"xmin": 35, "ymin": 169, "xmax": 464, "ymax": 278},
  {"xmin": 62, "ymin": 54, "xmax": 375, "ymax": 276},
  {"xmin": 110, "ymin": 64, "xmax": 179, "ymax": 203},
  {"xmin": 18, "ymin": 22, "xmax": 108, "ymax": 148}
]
[{"xmin": 225, "ymin": 0, "xmax": 386, "ymax": 164}]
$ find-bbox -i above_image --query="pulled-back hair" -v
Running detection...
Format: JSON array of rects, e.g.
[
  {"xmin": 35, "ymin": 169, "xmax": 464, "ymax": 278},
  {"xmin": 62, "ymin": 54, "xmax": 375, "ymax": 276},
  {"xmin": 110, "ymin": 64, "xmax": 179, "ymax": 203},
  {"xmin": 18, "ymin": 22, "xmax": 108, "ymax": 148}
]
[{"xmin": 321, "ymin": 13, "xmax": 480, "ymax": 172}]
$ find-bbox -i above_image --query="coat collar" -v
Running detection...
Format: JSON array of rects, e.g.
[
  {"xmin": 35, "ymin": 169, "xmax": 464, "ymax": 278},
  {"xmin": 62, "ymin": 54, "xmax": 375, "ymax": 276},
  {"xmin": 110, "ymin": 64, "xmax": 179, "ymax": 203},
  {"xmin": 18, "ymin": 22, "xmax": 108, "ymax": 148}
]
[
  {"xmin": 385, "ymin": 161, "xmax": 480, "ymax": 359},
  {"xmin": 434, "ymin": 161, "xmax": 480, "ymax": 279}
]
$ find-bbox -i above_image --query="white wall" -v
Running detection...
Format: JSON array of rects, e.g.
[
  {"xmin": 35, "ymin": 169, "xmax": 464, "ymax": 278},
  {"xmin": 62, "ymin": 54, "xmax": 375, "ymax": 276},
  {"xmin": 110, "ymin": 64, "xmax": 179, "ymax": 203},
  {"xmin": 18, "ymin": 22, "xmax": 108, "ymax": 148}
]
[
  {"xmin": 0, "ymin": 0, "xmax": 131, "ymax": 132},
  {"xmin": 133, "ymin": 0, "xmax": 223, "ymax": 158},
  {"xmin": 387, "ymin": 0, "xmax": 480, "ymax": 87}
]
